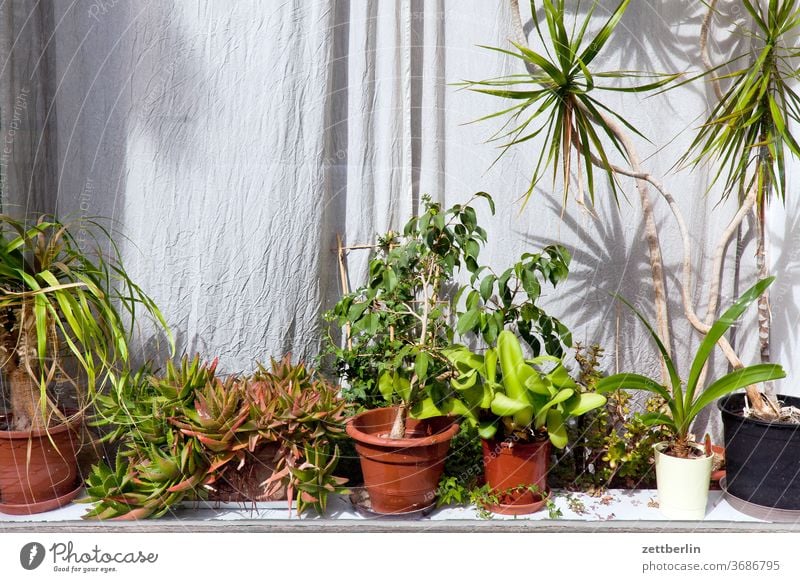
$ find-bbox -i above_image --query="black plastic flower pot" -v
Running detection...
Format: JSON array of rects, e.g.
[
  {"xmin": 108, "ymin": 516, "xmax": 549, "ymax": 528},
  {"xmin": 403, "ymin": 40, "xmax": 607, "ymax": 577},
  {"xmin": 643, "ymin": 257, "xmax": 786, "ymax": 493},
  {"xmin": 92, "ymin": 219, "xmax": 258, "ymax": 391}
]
[{"xmin": 718, "ymin": 393, "xmax": 800, "ymax": 510}]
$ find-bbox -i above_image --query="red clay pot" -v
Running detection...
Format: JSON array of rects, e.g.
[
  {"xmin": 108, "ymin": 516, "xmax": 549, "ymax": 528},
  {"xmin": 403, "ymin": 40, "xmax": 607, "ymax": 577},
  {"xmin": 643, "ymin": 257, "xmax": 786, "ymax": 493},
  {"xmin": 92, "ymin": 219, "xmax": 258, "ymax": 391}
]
[
  {"xmin": 346, "ymin": 407, "xmax": 459, "ymax": 514},
  {"xmin": 482, "ymin": 438, "xmax": 550, "ymax": 514},
  {"xmin": 709, "ymin": 444, "xmax": 726, "ymax": 489},
  {"xmin": 0, "ymin": 415, "xmax": 81, "ymax": 514}
]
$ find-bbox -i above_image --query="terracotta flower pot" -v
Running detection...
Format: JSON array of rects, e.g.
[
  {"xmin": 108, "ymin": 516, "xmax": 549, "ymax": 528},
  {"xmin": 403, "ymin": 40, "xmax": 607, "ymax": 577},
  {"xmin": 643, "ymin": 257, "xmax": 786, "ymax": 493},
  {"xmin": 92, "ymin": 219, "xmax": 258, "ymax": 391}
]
[
  {"xmin": 482, "ymin": 438, "xmax": 550, "ymax": 515},
  {"xmin": 346, "ymin": 407, "xmax": 458, "ymax": 514},
  {"xmin": 0, "ymin": 415, "xmax": 82, "ymax": 515}
]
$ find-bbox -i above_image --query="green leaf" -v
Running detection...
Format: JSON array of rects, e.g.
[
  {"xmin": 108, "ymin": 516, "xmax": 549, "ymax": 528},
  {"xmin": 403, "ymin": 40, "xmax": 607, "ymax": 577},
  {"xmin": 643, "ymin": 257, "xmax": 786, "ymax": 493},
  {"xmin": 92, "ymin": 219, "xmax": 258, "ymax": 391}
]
[
  {"xmin": 378, "ymin": 371, "xmax": 395, "ymax": 402},
  {"xmin": 490, "ymin": 392, "xmax": 532, "ymax": 418},
  {"xmin": 410, "ymin": 398, "xmax": 444, "ymax": 420},
  {"xmin": 414, "ymin": 352, "xmax": 429, "ymax": 382},
  {"xmin": 687, "ymin": 363, "xmax": 786, "ymax": 422},
  {"xmin": 480, "ymin": 274, "xmax": 496, "ymax": 302},
  {"xmin": 637, "ymin": 412, "xmax": 675, "ymax": 429},
  {"xmin": 477, "ymin": 420, "xmax": 498, "ymax": 440},
  {"xmin": 563, "ymin": 392, "xmax": 606, "ymax": 417},
  {"xmin": 457, "ymin": 308, "xmax": 481, "ymax": 335},
  {"xmin": 546, "ymin": 409, "xmax": 568, "ymax": 449},
  {"xmin": 597, "ymin": 373, "xmax": 671, "ymax": 402},
  {"xmin": 684, "ymin": 277, "xmax": 774, "ymax": 407}
]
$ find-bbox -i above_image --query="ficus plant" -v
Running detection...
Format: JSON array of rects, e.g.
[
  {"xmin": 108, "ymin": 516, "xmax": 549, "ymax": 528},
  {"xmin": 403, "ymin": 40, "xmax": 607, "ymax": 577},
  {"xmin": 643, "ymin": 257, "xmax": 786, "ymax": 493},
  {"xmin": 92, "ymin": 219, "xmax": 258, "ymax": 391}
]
[
  {"xmin": 596, "ymin": 278, "xmax": 786, "ymax": 458},
  {"xmin": 325, "ymin": 193, "xmax": 574, "ymax": 439},
  {"xmin": 441, "ymin": 330, "xmax": 606, "ymax": 447}
]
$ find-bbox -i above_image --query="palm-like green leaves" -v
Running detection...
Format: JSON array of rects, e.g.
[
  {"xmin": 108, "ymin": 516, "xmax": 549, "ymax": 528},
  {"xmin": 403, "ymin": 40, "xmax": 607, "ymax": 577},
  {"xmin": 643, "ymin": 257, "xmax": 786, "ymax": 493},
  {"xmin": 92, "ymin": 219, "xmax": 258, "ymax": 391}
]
[
  {"xmin": 597, "ymin": 278, "xmax": 786, "ymax": 442},
  {"xmin": 0, "ymin": 215, "xmax": 172, "ymax": 426},
  {"xmin": 462, "ymin": 0, "xmax": 677, "ymax": 205},
  {"xmin": 681, "ymin": 0, "xmax": 800, "ymax": 204}
]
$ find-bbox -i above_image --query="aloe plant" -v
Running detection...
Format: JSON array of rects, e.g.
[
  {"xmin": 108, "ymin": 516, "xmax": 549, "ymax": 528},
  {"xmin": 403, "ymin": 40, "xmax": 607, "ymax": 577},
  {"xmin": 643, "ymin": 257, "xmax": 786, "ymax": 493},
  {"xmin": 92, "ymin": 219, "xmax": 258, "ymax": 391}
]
[
  {"xmin": 440, "ymin": 330, "xmax": 605, "ymax": 448},
  {"xmin": 596, "ymin": 278, "xmax": 786, "ymax": 458},
  {"xmin": 85, "ymin": 355, "xmax": 349, "ymax": 519}
]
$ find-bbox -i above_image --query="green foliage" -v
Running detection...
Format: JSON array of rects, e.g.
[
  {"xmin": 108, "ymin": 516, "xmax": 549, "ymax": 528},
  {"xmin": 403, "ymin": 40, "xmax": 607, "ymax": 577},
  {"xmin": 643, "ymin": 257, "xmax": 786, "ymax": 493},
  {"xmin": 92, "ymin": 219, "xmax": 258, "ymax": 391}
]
[
  {"xmin": 0, "ymin": 215, "xmax": 172, "ymax": 427},
  {"xmin": 459, "ymin": 244, "xmax": 572, "ymax": 356},
  {"xmin": 680, "ymin": 0, "xmax": 800, "ymax": 204},
  {"xmin": 442, "ymin": 331, "xmax": 606, "ymax": 448},
  {"xmin": 550, "ymin": 343, "xmax": 668, "ymax": 490},
  {"xmin": 325, "ymin": 194, "xmax": 494, "ymax": 409},
  {"xmin": 597, "ymin": 278, "xmax": 786, "ymax": 452},
  {"xmin": 325, "ymin": 194, "xmax": 572, "ymax": 410},
  {"xmin": 84, "ymin": 355, "xmax": 349, "ymax": 519},
  {"xmin": 436, "ymin": 423, "xmax": 484, "ymax": 507},
  {"xmin": 461, "ymin": 0, "xmax": 677, "ymax": 204},
  {"xmin": 468, "ymin": 483, "xmax": 561, "ymax": 520}
]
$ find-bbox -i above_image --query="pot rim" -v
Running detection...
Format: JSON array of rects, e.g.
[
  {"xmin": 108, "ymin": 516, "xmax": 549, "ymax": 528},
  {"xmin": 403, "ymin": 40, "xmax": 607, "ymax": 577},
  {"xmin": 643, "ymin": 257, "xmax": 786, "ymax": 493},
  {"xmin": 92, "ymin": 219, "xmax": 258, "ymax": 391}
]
[
  {"xmin": 346, "ymin": 406, "xmax": 459, "ymax": 448},
  {"xmin": 481, "ymin": 436, "xmax": 549, "ymax": 450},
  {"xmin": 653, "ymin": 440, "xmax": 712, "ymax": 461},
  {"xmin": 0, "ymin": 412, "xmax": 83, "ymax": 440},
  {"xmin": 718, "ymin": 393, "xmax": 800, "ymax": 430}
]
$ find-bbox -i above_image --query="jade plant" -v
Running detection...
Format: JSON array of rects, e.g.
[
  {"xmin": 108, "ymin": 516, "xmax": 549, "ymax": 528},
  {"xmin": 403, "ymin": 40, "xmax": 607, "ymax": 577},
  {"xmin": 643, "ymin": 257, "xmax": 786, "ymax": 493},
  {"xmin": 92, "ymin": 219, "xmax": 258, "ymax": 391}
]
[
  {"xmin": 84, "ymin": 355, "xmax": 348, "ymax": 519},
  {"xmin": 0, "ymin": 215, "xmax": 170, "ymax": 431},
  {"xmin": 597, "ymin": 278, "xmax": 786, "ymax": 458},
  {"xmin": 442, "ymin": 330, "xmax": 606, "ymax": 447},
  {"xmin": 551, "ymin": 343, "xmax": 670, "ymax": 490},
  {"xmin": 326, "ymin": 194, "xmax": 573, "ymax": 439}
]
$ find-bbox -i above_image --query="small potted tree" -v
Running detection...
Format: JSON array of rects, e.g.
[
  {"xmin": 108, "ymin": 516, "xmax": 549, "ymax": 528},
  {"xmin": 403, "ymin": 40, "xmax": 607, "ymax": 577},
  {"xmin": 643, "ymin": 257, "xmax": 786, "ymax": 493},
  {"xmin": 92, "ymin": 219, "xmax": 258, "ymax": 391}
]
[
  {"xmin": 444, "ymin": 330, "xmax": 605, "ymax": 514},
  {"xmin": 0, "ymin": 215, "xmax": 170, "ymax": 514},
  {"xmin": 598, "ymin": 278, "xmax": 785, "ymax": 519},
  {"xmin": 331, "ymin": 197, "xmax": 492, "ymax": 514}
]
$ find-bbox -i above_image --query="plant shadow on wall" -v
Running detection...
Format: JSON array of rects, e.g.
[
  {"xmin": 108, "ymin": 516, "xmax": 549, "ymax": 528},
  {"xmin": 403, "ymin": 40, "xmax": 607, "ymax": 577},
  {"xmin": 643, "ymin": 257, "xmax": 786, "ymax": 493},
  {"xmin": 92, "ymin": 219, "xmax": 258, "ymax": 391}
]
[
  {"xmin": 53, "ymin": 1, "xmax": 224, "ymax": 363},
  {"xmin": 521, "ymin": 193, "xmax": 671, "ymax": 370},
  {"xmin": 522, "ymin": 0, "xmax": 743, "ymax": 76}
]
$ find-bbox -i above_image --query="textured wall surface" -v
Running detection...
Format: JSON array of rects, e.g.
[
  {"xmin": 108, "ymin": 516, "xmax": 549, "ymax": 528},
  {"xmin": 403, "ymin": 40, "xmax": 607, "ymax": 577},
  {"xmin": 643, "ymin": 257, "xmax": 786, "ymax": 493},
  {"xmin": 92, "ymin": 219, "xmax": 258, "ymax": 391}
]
[{"xmin": 2, "ymin": 1, "xmax": 796, "ymax": 437}]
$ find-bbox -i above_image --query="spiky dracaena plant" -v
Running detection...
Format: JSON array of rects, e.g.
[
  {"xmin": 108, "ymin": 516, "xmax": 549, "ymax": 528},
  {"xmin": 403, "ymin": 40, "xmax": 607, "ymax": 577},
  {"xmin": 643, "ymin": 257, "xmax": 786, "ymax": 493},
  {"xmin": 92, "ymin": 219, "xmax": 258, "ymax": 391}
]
[{"xmin": 0, "ymin": 215, "xmax": 171, "ymax": 431}]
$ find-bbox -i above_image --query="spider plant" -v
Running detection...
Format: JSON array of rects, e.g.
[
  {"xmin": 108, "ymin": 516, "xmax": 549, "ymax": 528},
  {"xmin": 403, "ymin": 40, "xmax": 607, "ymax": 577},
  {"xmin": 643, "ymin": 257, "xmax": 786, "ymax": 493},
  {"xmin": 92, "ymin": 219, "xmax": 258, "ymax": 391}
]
[
  {"xmin": 596, "ymin": 277, "xmax": 786, "ymax": 458},
  {"xmin": 0, "ymin": 215, "xmax": 171, "ymax": 431},
  {"xmin": 462, "ymin": 0, "xmax": 678, "ymax": 205}
]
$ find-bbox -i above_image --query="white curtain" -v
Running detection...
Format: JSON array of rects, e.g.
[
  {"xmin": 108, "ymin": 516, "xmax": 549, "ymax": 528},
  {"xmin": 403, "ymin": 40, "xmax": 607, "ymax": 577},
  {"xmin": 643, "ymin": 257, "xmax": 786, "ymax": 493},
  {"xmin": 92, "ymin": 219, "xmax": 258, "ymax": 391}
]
[{"xmin": 3, "ymin": 1, "xmax": 794, "ymax": 438}]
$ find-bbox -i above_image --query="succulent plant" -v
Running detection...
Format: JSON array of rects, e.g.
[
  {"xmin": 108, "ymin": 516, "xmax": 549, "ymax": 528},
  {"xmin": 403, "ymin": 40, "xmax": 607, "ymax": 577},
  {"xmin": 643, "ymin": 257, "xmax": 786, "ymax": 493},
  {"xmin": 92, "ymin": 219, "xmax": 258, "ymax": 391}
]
[{"xmin": 84, "ymin": 355, "xmax": 349, "ymax": 519}]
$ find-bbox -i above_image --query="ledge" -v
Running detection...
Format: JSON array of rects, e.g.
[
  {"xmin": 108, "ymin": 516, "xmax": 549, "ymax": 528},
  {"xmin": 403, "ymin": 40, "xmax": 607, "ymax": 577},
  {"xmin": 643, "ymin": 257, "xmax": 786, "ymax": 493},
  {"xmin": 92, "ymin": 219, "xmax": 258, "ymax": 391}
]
[{"xmin": 3, "ymin": 488, "xmax": 799, "ymax": 532}]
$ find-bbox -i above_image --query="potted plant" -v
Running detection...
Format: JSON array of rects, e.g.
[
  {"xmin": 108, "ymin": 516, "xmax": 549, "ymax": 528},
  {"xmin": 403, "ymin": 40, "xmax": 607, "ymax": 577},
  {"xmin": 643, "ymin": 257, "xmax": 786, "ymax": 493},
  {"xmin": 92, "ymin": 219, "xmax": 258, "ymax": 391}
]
[
  {"xmin": 329, "ymin": 193, "xmax": 583, "ymax": 513},
  {"xmin": 85, "ymin": 355, "xmax": 349, "ymax": 519},
  {"xmin": 597, "ymin": 278, "xmax": 785, "ymax": 519},
  {"xmin": 465, "ymin": 0, "xmax": 800, "ymax": 511},
  {"xmin": 0, "ymin": 215, "xmax": 170, "ymax": 515},
  {"xmin": 331, "ymin": 197, "xmax": 492, "ymax": 514},
  {"xmin": 444, "ymin": 330, "xmax": 605, "ymax": 514}
]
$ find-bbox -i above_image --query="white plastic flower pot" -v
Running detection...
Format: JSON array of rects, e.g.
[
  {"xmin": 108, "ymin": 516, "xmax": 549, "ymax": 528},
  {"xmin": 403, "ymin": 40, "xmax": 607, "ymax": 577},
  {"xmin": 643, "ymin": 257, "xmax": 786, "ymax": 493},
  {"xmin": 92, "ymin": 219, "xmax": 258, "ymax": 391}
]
[{"xmin": 654, "ymin": 441, "xmax": 713, "ymax": 520}]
